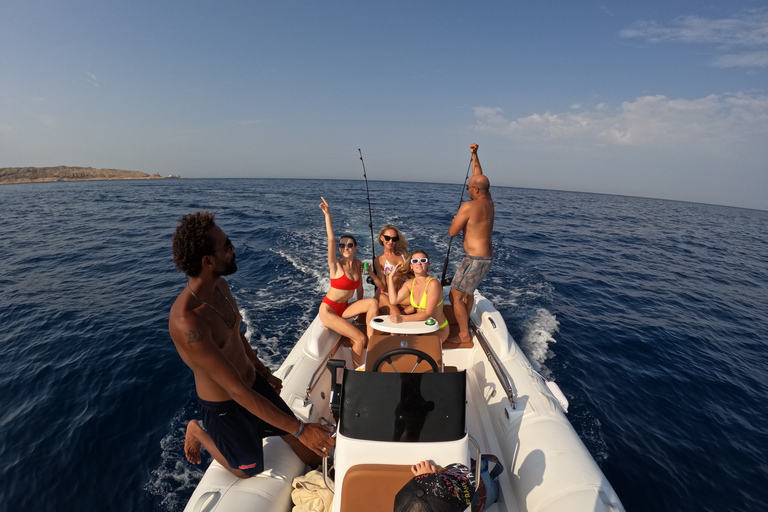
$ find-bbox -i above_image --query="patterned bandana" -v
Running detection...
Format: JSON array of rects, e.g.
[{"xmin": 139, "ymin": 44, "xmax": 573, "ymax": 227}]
[{"xmin": 393, "ymin": 464, "xmax": 475, "ymax": 512}]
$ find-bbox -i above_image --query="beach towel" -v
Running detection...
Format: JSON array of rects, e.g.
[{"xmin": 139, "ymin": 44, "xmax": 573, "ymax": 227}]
[{"xmin": 291, "ymin": 469, "xmax": 334, "ymax": 512}]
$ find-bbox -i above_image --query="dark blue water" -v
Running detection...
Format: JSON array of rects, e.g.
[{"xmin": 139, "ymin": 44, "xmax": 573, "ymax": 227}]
[{"xmin": 1, "ymin": 179, "xmax": 766, "ymax": 512}]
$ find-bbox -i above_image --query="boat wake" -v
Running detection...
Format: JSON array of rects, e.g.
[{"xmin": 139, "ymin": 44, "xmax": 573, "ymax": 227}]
[
  {"xmin": 145, "ymin": 405, "xmax": 206, "ymax": 512},
  {"xmin": 481, "ymin": 276, "xmax": 560, "ymax": 378},
  {"xmin": 520, "ymin": 308, "xmax": 560, "ymax": 377}
]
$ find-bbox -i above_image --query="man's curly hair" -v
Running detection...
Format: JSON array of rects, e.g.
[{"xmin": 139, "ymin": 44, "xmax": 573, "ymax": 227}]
[{"xmin": 172, "ymin": 210, "xmax": 218, "ymax": 277}]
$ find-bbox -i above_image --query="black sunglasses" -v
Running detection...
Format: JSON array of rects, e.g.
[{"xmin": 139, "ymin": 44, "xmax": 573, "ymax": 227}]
[
  {"xmin": 382, "ymin": 235, "xmax": 400, "ymax": 242},
  {"xmin": 339, "ymin": 242, "xmax": 356, "ymax": 249}
]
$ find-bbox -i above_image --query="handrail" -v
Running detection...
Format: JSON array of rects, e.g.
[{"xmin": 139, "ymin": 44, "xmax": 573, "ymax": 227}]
[
  {"xmin": 469, "ymin": 320, "xmax": 517, "ymax": 409},
  {"xmin": 322, "ymin": 433, "xmax": 337, "ymax": 493},
  {"xmin": 468, "ymin": 435, "xmax": 482, "ymax": 491},
  {"xmin": 304, "ymin": 335, "xmax": 345, "ymax": 405}
]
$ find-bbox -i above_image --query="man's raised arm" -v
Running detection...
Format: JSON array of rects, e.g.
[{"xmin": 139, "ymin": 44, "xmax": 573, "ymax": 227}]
[{"xmin": 470, "ymin": 143, "xmax": 483, "ymax": 175}]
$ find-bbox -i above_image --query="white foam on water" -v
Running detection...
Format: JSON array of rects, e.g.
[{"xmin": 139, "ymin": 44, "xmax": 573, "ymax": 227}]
[
  {"xmin": 240, "ymin": 305, "xmax": 256, "ymax": 342},
  {"xmin": 145, "ymin": 406, "xmax": 206, "ymax": 512},
  {"xmin": 239, "ymin": 304, "xmax": 316, "ymax": 365},
  {"xmin": 476, "ymin": 283, "xmax": 560, "ymax": 381},
  {"xmin": 520, "ymin": 308, "xmax": 560, "ymax": 375},
  {"xmin": 271, "ymin": 248, "xmax": 329, "ymax": 296},
  {"xmin": 571, "ymin": 407, "xmax": 609, "ymax": 465}
]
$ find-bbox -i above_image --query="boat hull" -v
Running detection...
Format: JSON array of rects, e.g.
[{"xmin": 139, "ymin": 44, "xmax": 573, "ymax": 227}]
[{"xmin": 183, "ymin": 292, "xmax": 625, "ymax": 512}]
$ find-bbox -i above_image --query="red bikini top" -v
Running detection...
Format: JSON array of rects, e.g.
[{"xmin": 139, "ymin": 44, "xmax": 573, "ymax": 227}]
[{"xmin": 330, "ymin": 271, "xmax": 360, "ymax": 291}]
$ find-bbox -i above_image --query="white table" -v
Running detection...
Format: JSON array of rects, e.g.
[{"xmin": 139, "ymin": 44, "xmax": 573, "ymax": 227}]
[{"xmin": 369, "ymin": 315, "xmax": 440, "ymax": 335}]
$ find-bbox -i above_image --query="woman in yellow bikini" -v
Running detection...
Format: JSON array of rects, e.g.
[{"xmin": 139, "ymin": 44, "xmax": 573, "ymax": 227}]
[
  {"xmin": 386, "ymin": 250, "xmax": 451, "ymax": 343},
  {"xmin": 369, "ymin": 224, "xmax": 410, "ymax": 315}
]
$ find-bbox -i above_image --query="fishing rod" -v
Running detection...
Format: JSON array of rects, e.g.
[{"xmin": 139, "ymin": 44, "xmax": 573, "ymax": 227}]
[
  {"xmin": 359, "ymin": 149, "xmax": 376, "ymax": 285},
  {"xmin": 440, "ymin": 157, "xmax": 473, "ymax": 286}
]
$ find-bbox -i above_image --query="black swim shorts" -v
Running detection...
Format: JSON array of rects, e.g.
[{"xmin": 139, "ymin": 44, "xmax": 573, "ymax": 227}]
[{"xmin": 199, "ymin": 373, "xmax": 296, "ymax": 476}]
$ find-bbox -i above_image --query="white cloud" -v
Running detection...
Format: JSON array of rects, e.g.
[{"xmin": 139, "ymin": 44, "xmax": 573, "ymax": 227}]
[
  {"xmin": 620, "ymin": 10, "xmax": 768, "ymax": 68},
  {"xmin": 712, "ymin": 51, "xmax": 768, "ymax": 68},
  {"xmin": 473, "ymin": 93, "xmax": 768, "ymax": 148},
  {"xmin": 620, "ymin": 11, "xmax": 768, "ymax": 46}
]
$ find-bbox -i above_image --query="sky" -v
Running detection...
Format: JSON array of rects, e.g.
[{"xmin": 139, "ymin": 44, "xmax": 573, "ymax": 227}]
[{"xmin": 1, "ymin": 1, "xmax": 767, "ymax": 210}]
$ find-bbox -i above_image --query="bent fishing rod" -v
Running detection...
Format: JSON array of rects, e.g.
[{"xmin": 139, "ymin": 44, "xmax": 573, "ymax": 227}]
[
  {"xmin": 359, "ymin": 149, "xmax": 376, "ymax": 285},
  {"xmin": 440, "ymin": 157, "xmax": 473, "ymax": 286}
]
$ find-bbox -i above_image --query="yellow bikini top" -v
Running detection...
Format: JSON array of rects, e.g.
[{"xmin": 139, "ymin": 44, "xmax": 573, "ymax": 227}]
[{"xmin": 410, "ymin": 277, "xmax": 444, "ymax": 310}]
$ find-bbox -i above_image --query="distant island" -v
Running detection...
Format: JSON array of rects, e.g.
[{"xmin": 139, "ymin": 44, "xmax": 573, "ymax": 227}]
[{"xmin": 0, "ymin": 166, "xmax": 182, "ymax": 185}]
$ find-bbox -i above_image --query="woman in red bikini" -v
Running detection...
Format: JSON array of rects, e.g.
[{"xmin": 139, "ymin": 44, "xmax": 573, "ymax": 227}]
[
  {"xmin": 369, "ymin": 224, "xmax": 410, "ymax": 316},
  {"xmin": 386, "ymin": 250, "xmax": 451, "ymax": 344},
  {"xmin": 318, "ymin": 197, "xmax": 379, "ymax": 368}
]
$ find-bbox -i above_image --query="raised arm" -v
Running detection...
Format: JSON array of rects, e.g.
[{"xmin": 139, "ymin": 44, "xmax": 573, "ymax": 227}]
[
  {"xmin": 470, "ymin": 143, "xmax": 483, "ymax": 175},
  {"xmin": 319, "ymin": 197, "xmax": 338, "ymax": 269},
  {"xmin": 387, "ymin": 263, "xmax": 410, "ymax": 307}
]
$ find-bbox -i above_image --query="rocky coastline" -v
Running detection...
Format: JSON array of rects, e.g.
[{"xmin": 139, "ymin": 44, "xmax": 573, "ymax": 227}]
[{"xmin": 0, "ymin": 166, "xmax": 180, "ymax": 185}]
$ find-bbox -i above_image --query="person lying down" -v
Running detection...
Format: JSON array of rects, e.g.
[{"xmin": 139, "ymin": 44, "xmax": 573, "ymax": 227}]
[{"xmin": 393, "ymin": 460, "xmax": 476, "ymax": 512}]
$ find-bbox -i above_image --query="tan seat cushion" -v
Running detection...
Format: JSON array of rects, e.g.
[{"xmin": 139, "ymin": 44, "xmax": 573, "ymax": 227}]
[{"xmin": 340, "ymin": 464, "xmax": 414, "ymax": 512}]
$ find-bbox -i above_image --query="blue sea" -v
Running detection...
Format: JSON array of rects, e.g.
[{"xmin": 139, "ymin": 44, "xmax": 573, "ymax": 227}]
[{"xmin": 1, "ymin": 178, "xmax": 766, "ymax": 512}]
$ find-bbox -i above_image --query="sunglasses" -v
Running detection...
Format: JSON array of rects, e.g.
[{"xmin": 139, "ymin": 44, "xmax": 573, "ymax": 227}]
[
  {"xmin": 382, "ymin": 235, "xmax": 399, "ymax": 242},
  {"xmin": 339, "ymin": 242, "xmax": 356, "ymax": 249},
  {"xmin": 410, "ymin": 258, "xmax": 429, "ymax": 264}
]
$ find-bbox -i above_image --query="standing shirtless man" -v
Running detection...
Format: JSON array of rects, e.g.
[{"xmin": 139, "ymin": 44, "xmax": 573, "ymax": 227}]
[
  {"xmin": 448, "ymin": 144, "xmax": 495, "ymax": 344},
  {"xmin": 169, "ymin": 211, "xmax": 333, "ymax": 478}
]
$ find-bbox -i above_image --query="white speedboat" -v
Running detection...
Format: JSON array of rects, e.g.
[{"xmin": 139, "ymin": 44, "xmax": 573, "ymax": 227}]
[{"xmin": 183, "ymin": 291, "xmax": 625, "ymax": 512}]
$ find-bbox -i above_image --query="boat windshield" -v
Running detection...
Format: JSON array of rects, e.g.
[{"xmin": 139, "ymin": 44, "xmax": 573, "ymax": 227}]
[{"xmin": 339, "ymin": 370, "xmax": 466, "ymax": 442}]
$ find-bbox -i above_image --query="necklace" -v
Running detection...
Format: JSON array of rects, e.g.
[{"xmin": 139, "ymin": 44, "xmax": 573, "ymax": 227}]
[{"xmin": 187, "ymin": 283, "xmax": 237, "ymax": 329}]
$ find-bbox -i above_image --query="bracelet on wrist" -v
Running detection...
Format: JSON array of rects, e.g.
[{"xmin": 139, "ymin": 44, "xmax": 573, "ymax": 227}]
[{"xmin": 293, "ymin": 420, "xmax": 305, "ymax": 438}]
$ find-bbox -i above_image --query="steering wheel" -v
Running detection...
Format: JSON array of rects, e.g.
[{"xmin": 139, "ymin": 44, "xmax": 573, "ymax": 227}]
[{"xmin": 371, "ymin": 348, "xmax": 439, "ymax": 373}]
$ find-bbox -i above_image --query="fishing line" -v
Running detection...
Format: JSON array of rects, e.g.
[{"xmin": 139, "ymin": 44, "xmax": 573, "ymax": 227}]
[
  {"xmin": 440, "ymin": 157, "xmax": 473, "ymax": 286},
  {"xmin": 359, "ymin": 149, "xmax": 376, "ymax": 285}
]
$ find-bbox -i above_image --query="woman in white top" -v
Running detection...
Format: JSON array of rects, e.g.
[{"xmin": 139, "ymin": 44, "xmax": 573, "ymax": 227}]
[{"xmin": 369, "ymin": 224, "xmax": 410, "ymax": 315}]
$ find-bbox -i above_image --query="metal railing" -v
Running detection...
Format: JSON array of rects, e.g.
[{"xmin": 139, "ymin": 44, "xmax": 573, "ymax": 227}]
[
  {"xmin": 304, "ymin": 336, "xmax": 345, "ymax": 405},
  {"xmin": 469, "ymin": 320, "xmax": 517, "ymax": 409}
]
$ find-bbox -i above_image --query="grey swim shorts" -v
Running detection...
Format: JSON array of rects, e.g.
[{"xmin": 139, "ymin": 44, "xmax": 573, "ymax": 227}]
[{"xmin": 451, "ymin": 255, "xmax": 492, "ymax": 295}]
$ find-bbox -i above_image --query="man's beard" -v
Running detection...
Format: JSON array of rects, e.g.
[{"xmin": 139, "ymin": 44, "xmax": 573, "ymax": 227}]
[{"xmin": 216, "ymin": 255, "xmax": 237, "ymax": 276}]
